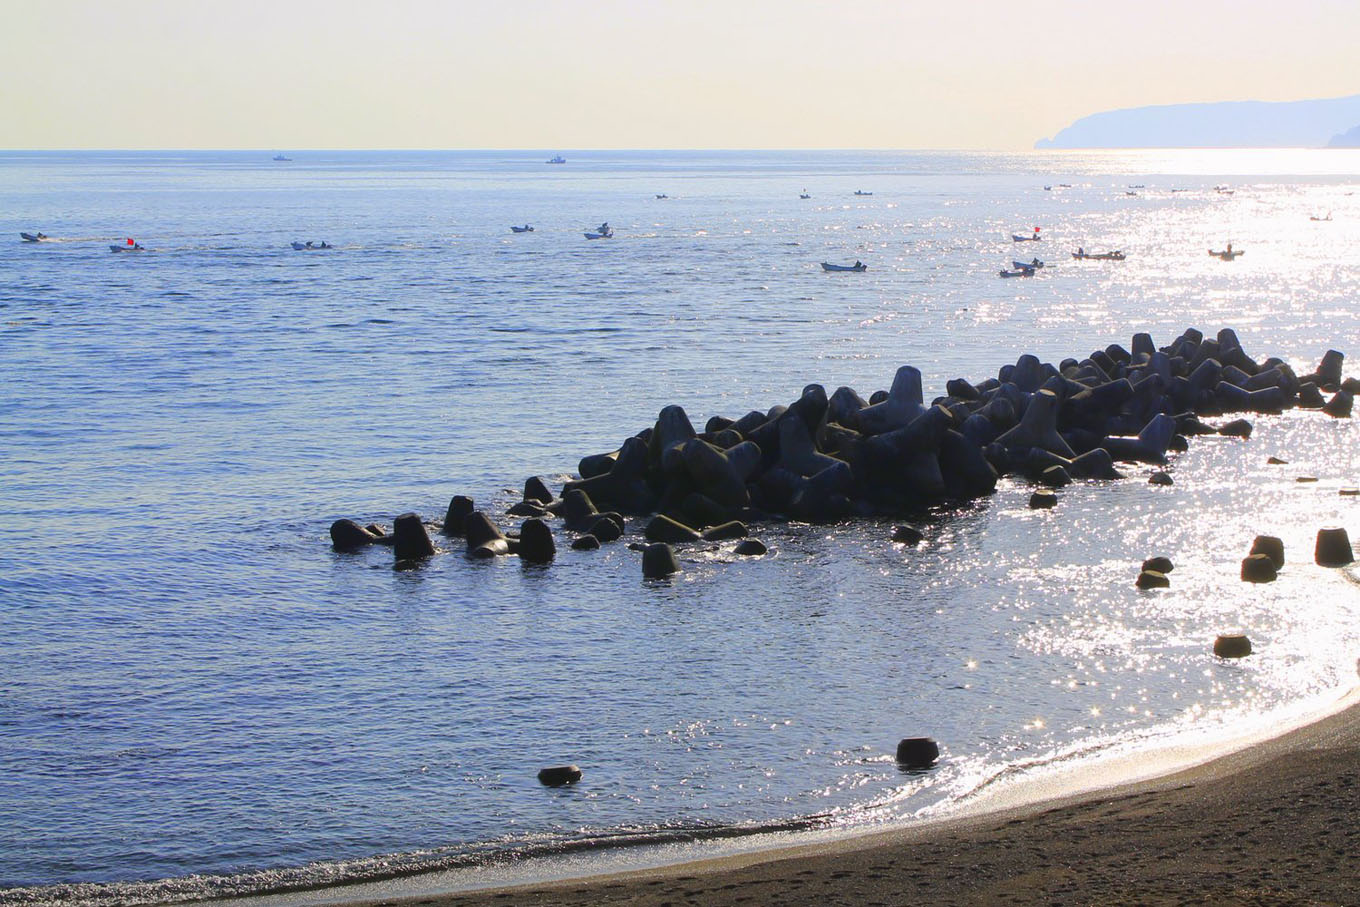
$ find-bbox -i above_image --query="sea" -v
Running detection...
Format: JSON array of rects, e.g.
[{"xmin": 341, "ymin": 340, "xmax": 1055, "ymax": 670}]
[{"xmin": 2, "ymin": 149, "xmax": 1360, "ymax": 906}]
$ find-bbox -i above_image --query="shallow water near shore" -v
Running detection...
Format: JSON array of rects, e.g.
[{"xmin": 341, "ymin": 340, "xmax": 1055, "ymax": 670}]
[{"xmin": 3, "ymin": 149, "xmax": 1360, "ymax": 905}]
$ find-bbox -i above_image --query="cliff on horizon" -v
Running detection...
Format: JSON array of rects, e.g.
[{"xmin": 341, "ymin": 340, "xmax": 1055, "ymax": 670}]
[{"xmin": 1037, "ymin": 94, "xmax": 1360, "ymax": 149}]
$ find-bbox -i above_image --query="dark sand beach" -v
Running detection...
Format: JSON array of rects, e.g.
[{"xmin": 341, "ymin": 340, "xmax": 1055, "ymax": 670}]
[{"xmin": 351, "ymin": 696, "xmax": 1360, "ymax": 907}]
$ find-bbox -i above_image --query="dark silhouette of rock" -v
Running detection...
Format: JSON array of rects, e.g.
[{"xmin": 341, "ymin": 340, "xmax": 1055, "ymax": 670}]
[
  {"xmin": 1249, "ymin": 535, "xmax": 1285, "ymax": 569},
  {"xmin": 464, "ymin": 511, "xmax": 509, "ymax": 558},
  {"xmin": 1315, "ymin": 527, "xmax": 1355, "ymax": 566},
  {"xmin": 571, "ymin": 534, "xmax": 601, "ymax": 551},
  {"xmin": 518, "ymin": 518, "xmax": 555, "ymax": 564},
  {"xmin": 734, "ymin": 538, "xmax": 767, "ymax": 556},
  {"xmin": 892, "ymin": 525, "xmax": 924, "ymax": 545},
  {"xmin": 1149, "ymin": 472, "xmax": 1173, "ymax": 486},
  {"xmin": 1142, "ymin": 556, "xmax": 1174, "ymax": 574},
  {"xmin": 442, "ymin": 495, "xmax": 474, "ymax": 536},
  {"xmin": 524, "ymin": 476, "xmax": 554, "ymax": 504},
  {"xmin": 641, "ymin": 542, "xmax": 681, "ymax": 578},
  {"xmin": 1240, "ymin": 553, "xmax": 1278, "ymax": 583},
  {"xmin": 1136, "ymin": 570, "xmax": 1170, "ymax": 589},
  {"xmin": 393, "ymin": 512, "xmax": 436, "ymax": 561},
  {"xmin": 537, "ymin": 765, "xmax": 582, "ymax": 786},
  {"xmin": 1323, "ymin": 389, "xmax": 1353, "ymax": 418},
  {"xmin": 1029, "ymin": 489, "xmax": 1057, "ymax": 509},
  {"xmin": 702, "ymin": 520, "xmax": 748, "ymax": 541},
  {"xmin": 895, "ymin": 737, "xmax": 940, "ymax": 769},
  {"xmin": 1214, "ymin": 634, "xmax": 1252, "ymax": 658},
  {"xmin": 331, "ymin": 518, "xmax": 377, "ymax": 551},
  {"xmin": 645, "ymin": 514, "xmax": 702, "ymax": 543}
]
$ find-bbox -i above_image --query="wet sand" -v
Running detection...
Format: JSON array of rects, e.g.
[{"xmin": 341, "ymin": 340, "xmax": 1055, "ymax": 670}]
[{"xmin": 349, "ymin": 697, "xmax": 1360, "ymax": 907}]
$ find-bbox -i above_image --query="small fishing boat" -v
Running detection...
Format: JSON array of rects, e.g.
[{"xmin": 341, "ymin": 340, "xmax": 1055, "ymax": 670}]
[
  {"xmin": 510, "ymin": 225, "xmax": 534, "ymax": 233},
  {"xmin": 853, "ymin": 190, "xmax": 873, "ymax": 196},
  {"xmin": 799, "ymin": 193, "xmax": 811, "ymax": 199},
  {"xmin": 1310, "ymin": 212, "xmax": 1333, "ymax": 222},
  {"xmin": 291, "ymin": 241, "xmax": 333, "ymax": 250},
  {"xmin": 1012, "ymin": 228, "xmax": 1042, "ymax": 242},
  {"xmin": 655, "ymin": 194, "xmax": 668, "ymax": 199},
  {"xmin": 1209, "ymin": 247, "xmax": 1244, "ymax": 260},
  {"xmin": 273, "ymin": 154, "xmax": 291, "ymax": 162},
  {"xmin": 999, "ymin": 266, "xmax": 1036, "ymax": 278},
  {"xmin": 110, "ymin": 238, "xmax": 144, "ymax": 252},
  {"xmin": 1072, "ymin": 249, "xmax": 1125, "ymax": 261},
  {"xmin": 1012, "ymin": 259, "xmax": 1044, "ymax": 270},
  {"xmin": 20, "ymin": 232, "xmax": 47, "ymax": 242},
  {"xmin": 547, "ymin": 155, "xmax": 566, "ymax": 164},
  {"xmin": 821, "ymin": 261, "xmax": 867, "ymax": 272}
]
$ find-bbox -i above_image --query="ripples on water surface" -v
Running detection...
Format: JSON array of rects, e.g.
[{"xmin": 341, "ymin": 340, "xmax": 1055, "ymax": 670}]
[{"xmin": 2, "ymin": 150, "xmax": 1360, "ymax": 902}]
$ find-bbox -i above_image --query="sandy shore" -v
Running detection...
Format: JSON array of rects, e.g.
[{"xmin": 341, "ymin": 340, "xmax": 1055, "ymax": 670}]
[{"xmin": 344, "ymin": 696, "xmax": 1360, "ymax": 907}]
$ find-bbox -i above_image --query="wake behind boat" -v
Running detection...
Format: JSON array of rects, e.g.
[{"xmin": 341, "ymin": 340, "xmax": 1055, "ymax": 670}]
[{"xmin": 821, "ymin": 260, "xmax": 866, "ymax": 272}]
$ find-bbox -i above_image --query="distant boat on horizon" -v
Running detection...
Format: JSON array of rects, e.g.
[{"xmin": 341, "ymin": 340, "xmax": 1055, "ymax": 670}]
[
  {"xmin": 547, "ymin": 155, "xmax": 566, "ymax": 164},
  {"xmin": 273, "ymin": 154, "xmax": 291, "ymax": 162}
]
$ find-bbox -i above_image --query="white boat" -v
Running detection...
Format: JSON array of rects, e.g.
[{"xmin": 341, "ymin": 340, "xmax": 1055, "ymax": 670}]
[{"xmin": 1072, "ymin": 249, "xmax": 1125, "ymax": 261}]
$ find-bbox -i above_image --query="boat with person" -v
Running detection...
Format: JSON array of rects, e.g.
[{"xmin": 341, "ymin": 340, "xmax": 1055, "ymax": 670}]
[
  {"xmin": 1310, "ymin": 212, "xmax": 1333, "ymax": 221},
  {"xmin": 1209, "ymin": 245, "xmax": 1244, "ymax": 260},
  {"xmin": 273, "ymin": 154, "xmax": 291, "ymax": 162},
  {"xmin": 853, "ymin": 190, "xmax": 873, "ymax": 196},
  {"xmin": 110, "ymin": 238, "xmax": 144, "ymax": 252},
  {"xmin": 547, "ymin": 155, "xmax": 566, "ymax": 164},
  {"xmin": 510, "ymin": 225, "xmax": 535, "ymax": 233},
  {"xmin": 585, "ymin": 222, "xmax": 614, "ymax": 240},
  {"xmin": 291, "ymin": 241, "xmax": 333, "ymax": 250},
  {"xmin": 799, "ymin": 192, "xmax": 811, "ymax": 199},
  {"xmin": 821, "ymin": 261, "xmax": 867, "ymax": 272},
  {"xmin": 1012, "ymin": 227, "xmax": 1042, "ymax": 242},
  {"xmin": 999, "ymin": 265, "xmax": 1036, "ymax": 278},
  {"xmin": 1012, "ymin": 258, "xmax": 1044, "ymax": 270},
  {"xmin": 20, "ymin": 231, "xmax": 48, "ymax": 242},
  {"xmin": 1072, "ymin": 248, "xmax": 1125, "ymax": 261}
]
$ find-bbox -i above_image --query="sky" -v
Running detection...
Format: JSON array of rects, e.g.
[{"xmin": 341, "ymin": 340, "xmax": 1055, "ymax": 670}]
[{"xmin": 2, "ymin": 0, "xmax": 1357, "ymax": 150}]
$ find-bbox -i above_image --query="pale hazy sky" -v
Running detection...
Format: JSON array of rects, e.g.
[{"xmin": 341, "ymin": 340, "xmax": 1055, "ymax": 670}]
[{"xmin": 3, "ymin": 0, "xmax": 1357, "ymax": 150}]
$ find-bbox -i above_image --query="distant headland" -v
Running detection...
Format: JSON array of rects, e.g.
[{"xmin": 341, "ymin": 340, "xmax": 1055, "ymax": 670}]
[{"xmin": 1037, "ymin": 93, "xmax": 1360, "ymax": 149}]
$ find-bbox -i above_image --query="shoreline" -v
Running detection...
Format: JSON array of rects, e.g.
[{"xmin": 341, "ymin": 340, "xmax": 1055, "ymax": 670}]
[
  {"xmin": 222, "ymin": 682, "xmax": 1360, "ymax": 907},
  {"xmin": 341, "ymin": 691, "xmax": 1360, "ymax": 905}
]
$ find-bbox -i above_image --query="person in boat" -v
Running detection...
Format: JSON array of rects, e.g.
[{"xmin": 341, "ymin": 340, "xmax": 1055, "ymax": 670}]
[
  {"xmin": 1031, "ymin": 258, "xmax": 1041, "ymax": 267},
  {"xmin": 1077, "ymin": 247, "xmax": 1084, "ymax": 257},
  {"xmin": 855, "ymin": 260, "xmax": 863, "ymax": 268},
  {"xmin": 1226, "ymin": 243, "xmax": 1232, "ymax": 255},
  {"xmin": 598, "ymin": 222, "xmax": 610, "ymax": 235}
]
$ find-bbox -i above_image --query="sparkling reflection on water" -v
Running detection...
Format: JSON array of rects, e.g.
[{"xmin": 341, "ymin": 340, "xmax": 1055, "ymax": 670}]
[{"xmin": 1, "ymin": 150, "xmax": 1359, "ymax": 899}]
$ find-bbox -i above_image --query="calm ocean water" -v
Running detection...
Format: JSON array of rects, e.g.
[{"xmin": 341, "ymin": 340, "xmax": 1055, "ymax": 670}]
[{"xmin": 3, "ymin": 149, "xmax": 1360, "ymax": 904}]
